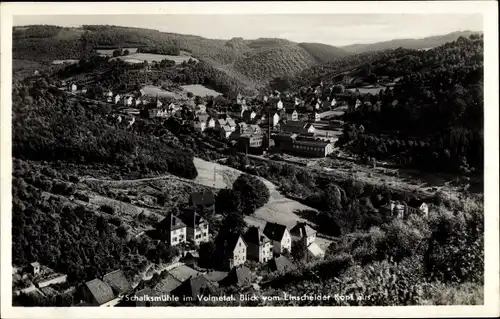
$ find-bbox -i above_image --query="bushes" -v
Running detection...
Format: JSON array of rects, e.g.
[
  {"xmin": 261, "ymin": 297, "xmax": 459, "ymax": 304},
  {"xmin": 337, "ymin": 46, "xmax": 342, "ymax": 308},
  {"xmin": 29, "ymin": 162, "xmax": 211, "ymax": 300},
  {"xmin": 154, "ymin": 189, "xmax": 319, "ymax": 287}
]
[
  {"xmin": 424, "ymin": 205, "xmax": 484, "ymax": 284},
  {"xmin": 232, "ymin": 174, "xmax": 270, "ymax": 215},
  {"xmin": 100, "ymin": 204, "xmax": 115, "ymax": 215}
]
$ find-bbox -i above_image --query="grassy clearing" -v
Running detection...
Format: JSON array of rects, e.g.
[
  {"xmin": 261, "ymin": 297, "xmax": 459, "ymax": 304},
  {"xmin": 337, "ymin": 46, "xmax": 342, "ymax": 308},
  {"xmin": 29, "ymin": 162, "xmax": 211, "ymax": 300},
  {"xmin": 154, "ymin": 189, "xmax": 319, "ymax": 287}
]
[
  {"xmin": 181, "ymin": 84, "xmax": 222, "ymax": 97},
  {"xmin": 113, "ymin": 53, "xmax": 197, "ymax": 64}
]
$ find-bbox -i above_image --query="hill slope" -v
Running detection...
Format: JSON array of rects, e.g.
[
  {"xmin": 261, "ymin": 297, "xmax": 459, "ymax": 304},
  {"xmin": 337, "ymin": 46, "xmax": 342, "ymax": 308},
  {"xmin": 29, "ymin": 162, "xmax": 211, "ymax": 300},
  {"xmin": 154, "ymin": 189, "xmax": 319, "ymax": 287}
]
[
  {"xmin": 299, "ymin": 42, "xmax": 351, "ymax": 63},
  {"xmin": 12, "ymin": 25, "xmax": 348, "ymax": 91},
  {"xmin": 340, "ymin": 30, "xmax": 482, "ymax": 53}
]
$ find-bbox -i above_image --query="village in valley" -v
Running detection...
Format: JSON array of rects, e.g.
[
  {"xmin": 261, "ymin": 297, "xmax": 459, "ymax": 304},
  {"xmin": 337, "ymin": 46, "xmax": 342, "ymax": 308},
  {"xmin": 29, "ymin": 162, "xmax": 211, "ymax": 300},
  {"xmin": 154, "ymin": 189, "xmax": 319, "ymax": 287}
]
[{"xmin": 10, "ymin": 21, "xmax": 484, "ymax": 308}]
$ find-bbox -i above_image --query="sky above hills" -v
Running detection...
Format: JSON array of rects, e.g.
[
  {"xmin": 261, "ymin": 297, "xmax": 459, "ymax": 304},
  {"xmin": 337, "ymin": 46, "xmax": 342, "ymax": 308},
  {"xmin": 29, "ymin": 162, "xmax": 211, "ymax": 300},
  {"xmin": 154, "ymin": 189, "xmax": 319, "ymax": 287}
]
[{"xmin": 14, "ymin": 14, "xmax": 482, "ymax": 46}]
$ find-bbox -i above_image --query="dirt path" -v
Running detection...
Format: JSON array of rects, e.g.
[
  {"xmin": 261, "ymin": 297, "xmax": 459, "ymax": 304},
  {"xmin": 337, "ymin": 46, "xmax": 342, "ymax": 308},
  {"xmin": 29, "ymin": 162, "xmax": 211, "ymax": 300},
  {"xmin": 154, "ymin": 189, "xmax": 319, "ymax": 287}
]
[{"xmin": 82, "ymin": 157, "xmax": 332, "ymax": 250}]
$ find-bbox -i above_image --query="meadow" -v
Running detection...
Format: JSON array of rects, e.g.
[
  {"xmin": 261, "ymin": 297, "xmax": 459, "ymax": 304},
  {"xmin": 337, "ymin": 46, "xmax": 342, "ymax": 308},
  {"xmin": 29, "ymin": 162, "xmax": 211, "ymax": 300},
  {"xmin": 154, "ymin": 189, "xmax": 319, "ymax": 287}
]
[
  {"xmin": 113, "ymin": 53, "xmax": 197, "ymax": 64},
  {"xmin": 181, "ymin": 84, "xmax": 222, "ymax": 97}
]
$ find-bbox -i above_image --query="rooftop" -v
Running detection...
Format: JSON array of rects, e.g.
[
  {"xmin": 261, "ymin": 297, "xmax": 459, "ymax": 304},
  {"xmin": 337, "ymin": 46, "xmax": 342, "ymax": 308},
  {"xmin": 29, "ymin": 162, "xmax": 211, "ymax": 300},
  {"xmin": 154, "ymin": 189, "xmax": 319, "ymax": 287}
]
[
  {"xmin": 263, "ymin": 222, "xmax": 288, "ymax": 241},
  {"xmin": 84, "ymin": 279, "xmax": 116, "ymax": 305},
  {"xmin": 102, "ymin": 269, "xmax": 132, "ymax": 295}
]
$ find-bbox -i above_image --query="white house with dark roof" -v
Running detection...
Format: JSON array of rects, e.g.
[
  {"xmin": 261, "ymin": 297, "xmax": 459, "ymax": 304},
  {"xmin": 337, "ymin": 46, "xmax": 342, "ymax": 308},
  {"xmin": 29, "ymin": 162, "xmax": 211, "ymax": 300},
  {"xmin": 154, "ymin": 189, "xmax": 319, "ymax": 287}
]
[
  {"xmin": 221, "ymin": 234, "xmax": 247, "ymax": 270},
  {"xmin": 220, "ymin": 125, "xmax": 233, "ymax": 139},
  {"xmin": 114, "ymin": 94, "xmax": 121, "ymax": 105},
  {"xmin": 206, "ymin": 117, "xmax": 216, "ymax": 129},
  {"xmin": 215, "ymin": 118, "xmax": 227, "ymax": 131},
  {"xmin": 157, "ymin": 211, "xmax": 187, "ymax": 247},
  {"xmin": 290, "ymin": 221, "xmax": 317, "ymax": 247},
  {"xmin": 277, "ymin": 100, "xmax": 283, "ymax": 110},
  {"xmin": 263, "ymin": 222, "xmax": 292, "ymax": 255},
  {"xmin": 123, "ymin": 96, "xmax": 133, "ymax": 106},
  {"xmin": 180, "ymin": 210, "xmax": 210, "ymax": 246},
  {"xmin": 244, "ymin": 226, "xmax": 273, "ymax": 263},
  {"xmin": 225, "ymin": 117, "xmax": 237, "ymax": 131}
]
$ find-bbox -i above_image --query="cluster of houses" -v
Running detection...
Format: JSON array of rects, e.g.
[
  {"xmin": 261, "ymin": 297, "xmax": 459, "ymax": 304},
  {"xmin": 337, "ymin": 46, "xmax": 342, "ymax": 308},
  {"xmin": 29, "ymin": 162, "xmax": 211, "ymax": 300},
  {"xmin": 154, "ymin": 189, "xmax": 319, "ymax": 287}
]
[
  {"xmin": 13, "ymin": 262, "xmax": 69, "ymax": 297},
  {"xmin": 222, "ymin": 220, "xmax": 325, "ymax": 271},
  {"xmin": 182, "ymin": 93, "xmax": 340, "ymax": 158},
  {"xmin": 383, "ymin": 199, "xmax": 429, "ymax": 219}
]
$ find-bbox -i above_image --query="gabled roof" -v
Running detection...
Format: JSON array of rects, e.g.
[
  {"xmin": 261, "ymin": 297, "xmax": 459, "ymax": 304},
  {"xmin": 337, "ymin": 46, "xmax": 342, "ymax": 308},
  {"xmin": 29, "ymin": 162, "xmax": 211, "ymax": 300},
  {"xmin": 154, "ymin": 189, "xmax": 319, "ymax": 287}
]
[
  {"xmin": 268, "ymin": 256, "xmax": 296, "ymax": 273},
  {"xmin": 244, "ymin": 226, "xmax": 270, "ymax": 246},
  {"xmin": 221, "ymin": 125, "xmax": 232, "ymax": 132},
  {"xmin": 226, "ymin": 118, "xmax": 236, "ymax": 127},
  {"xmin": 217, "ymin": 119, "xmax": 227, "ymax": 125},
  {"xmin": 304, "ymin": 123, "xmax": 315, "ymax": 130},
  {"xmin": 153, "ymin": 273, "xmax": 182, "ymax": 294},
  {"xmin": 197, "ymin": 114, "xmax": 209, "ymax": 123},
  {"xmin": 290, "ymin": 222, "xmax": 317, "ymax": 238},
  {"xmin": 102, "ymin": 270, "xmax": 132, "ymax": 295},
  {"xmin": 180, "ymin": 210, "xmax": 206, "ymax": 228},
  {"xmin": 190, "ymin": 191, "xmax": 215, "ymax": 207},
  {"xmin": 172, "ymin": 275, "xmax": 218, "ymax": 299},
  {"xmin": 219, "ymin": 266, "xmax": 253, "ymax": 287},
  {"xmin": 408, "ymin": 199, "xmax": 426, "ymax": 208},
  {"xmin": 203, "ymin": 271, "xmax": 228, "ymax": 284},
  {"xmin": 84, "ymin": 279, "xmax": 116, "ymax": 305},
  {"xmin": 222, "ymin": 233, "xmax": 246, "ymax": 256},
  {"xmin": 168, "ymin": 265, "xmax": 202, "ymax": 283},
  {"xmin": 263, "ymin": 222, "xmax": 288, "ymax": 241},
  {"xmin": 307, "ymin": 242, "xmax": 325, "ymax": 257},
  {"xmin": 158, "ymin": 211, "xmax": 187, "ymax": 232}
]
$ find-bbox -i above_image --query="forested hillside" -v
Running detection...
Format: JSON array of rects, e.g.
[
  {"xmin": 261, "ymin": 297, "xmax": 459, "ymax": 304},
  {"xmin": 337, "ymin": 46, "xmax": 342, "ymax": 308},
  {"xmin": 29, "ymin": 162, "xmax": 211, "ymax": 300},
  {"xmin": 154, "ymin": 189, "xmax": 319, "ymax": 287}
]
[
  {"xmin": 340, "ymin": 30, "xmax": 481, "ymax": 53},
  {"xmin": 336, "ymin": 35, "xmax": 484, "ymax": 174},
  {"xmin": 12, "ymin": 78, "xmax": 198, "ymax": 179},
  {"xmin": 12, "ymin": 25, "xmax": 348, "ymax": 91}
]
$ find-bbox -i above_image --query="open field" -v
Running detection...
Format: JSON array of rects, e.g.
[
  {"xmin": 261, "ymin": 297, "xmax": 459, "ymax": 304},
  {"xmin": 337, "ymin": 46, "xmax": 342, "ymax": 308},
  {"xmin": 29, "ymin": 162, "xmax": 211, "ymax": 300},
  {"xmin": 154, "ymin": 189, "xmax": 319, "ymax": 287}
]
[
  {"xmin": 347, "ymin": 86, "xmax": 386, "ymax": 95},
  {"xmin": 181, "ymin": 84, "xmax": 222, "ymax": 97},
  {"xmin": 140, "ymin": 85, "xmax": 179, "ymax": 98},
  {"xmin": 191, "ymin": 158, "xmax": 332, "ymax": 250},
  {"xmin": 52, "ymin": 59, "xmax": 79, "ymax": 65},
  {"xmin": 97, "ymin": 48, "xmax": 138, "ymax": 56},
  {"xmin": 112, "ymin": 53, "xmax": 197, "ymax": 64}
]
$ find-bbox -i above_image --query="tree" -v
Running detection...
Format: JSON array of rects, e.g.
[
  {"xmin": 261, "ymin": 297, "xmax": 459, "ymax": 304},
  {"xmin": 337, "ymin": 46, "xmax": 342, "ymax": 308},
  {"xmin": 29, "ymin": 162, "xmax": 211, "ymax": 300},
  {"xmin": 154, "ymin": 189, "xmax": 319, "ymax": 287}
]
[
  {"xmin": 112, "ymin": 50, "xmax": 121, "ymax": 57},
  {"xmin": 198, "ymin": 241, "xmax": 216, "ymax": 269},
  {"xmin": 269, "ymin": 77, "xmax": 292, "ymax": 93},
  {"xmin": 123, "ymin": 49, "xmax": 130, "ymax": 56},
  {"xmin": 291, "ymin": 240, "xmax": 307, "ymax": 261},
  {"xmin": 232, "ymin": 174, "xmax": 270, "ymax": 215},
  {"xmin": 215, "ymin": 189, "xmax": 241, "ymax": 214},
  {"xmin": 220, "ymin": 212, "xmax": 247, "ymax": 237}
]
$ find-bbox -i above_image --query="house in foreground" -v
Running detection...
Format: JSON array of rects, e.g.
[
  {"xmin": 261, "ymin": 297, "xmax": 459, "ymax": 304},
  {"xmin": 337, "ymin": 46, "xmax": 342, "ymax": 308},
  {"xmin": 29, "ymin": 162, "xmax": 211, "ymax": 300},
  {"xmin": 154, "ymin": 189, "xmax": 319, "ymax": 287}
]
[
  {"xmin": 244, "ymin": 226, "xmax": 273, "ymax": 263},
  {"xmin": 180, "ymin": 210, "xmax": 210, "ymax": 246},
  {"xmin": 221, "ymin": 234, "xmax": 247, "ymax": 270},
  {"xmin": 102, "ymin": 269, "xmax": 132, "ymax": 298},
  {"xmin": 157, "ymin": 211, "xmax": 187, "ymax": 247},
  {"xmin": 189, "ymin": 191, "xmax": 215, "ymax": 214},
  {"xmin": 304, "ymin": 242, "xmax": 325, "ymax": 261},
  {"xmin": 171, "ymin": 275, "xmax": 219, "ymax": 302},
  {"xmin": 290, "ymin": 221, "xmax": 317, "ymax": 247},
  {"xmin": 76, "ymin": 279, "xmax": 120, "ymax": 307},
  {"xmin": 267, "ymin": 256, "xmax": 297, "ymax": 273},
  {"xmin": 263, "ymin": 222, "xmax": 292, "ymax": 256},
  {"xmin": 218, "ymin": 265, "xmax": 253, "ymax": 288}
]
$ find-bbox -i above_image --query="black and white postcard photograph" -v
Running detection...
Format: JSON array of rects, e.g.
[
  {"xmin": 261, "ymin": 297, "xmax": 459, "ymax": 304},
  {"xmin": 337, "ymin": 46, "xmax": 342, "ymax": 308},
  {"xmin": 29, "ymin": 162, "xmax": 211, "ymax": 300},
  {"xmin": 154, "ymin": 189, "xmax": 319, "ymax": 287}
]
[{"xmin": 1, "ymin": 1, "xmax": 498, "ymax": 318}]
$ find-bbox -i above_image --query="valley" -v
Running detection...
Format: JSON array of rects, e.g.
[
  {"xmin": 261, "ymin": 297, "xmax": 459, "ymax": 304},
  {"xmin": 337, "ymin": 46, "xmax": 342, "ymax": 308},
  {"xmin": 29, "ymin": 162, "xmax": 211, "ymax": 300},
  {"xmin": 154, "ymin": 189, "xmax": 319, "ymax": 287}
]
[{"xmin": 10, "ymin": 22, "xmax": 485, "ymax": 308}]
